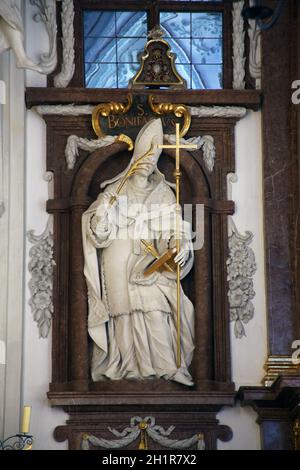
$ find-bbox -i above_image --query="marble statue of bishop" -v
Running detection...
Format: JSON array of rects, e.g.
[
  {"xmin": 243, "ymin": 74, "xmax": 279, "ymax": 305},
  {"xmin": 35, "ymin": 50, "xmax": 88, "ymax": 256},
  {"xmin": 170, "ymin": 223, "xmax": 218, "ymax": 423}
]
[{"xmin": 82, "ymin": 118, "xmax": 195, "ymax": 386}]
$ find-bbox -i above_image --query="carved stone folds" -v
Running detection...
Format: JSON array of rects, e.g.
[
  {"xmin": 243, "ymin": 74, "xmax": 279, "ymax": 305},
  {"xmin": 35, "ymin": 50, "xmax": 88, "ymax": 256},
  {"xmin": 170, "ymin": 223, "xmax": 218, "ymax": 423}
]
[
  {"xmin": 227, "ymin": 219, "xmax": 257, "ymax": 338},
  {"xmin": 190, "ymin": 105, "xmax": 247, "ymax": 119},
  {"xmin": 65, "ymin": 133, "xmax": 216, "ymax": 172},
  {"xmin": 65, "ymin": 135, "xmax": 117, "ymax": 170},
  {"xmin": 53, "ymin": 411, "xmax": 233, "ymax": 450},
  {"xmin": 248, "ymin": 20, "xmax": 261, "ymax": 88},
  {"xmin": 54, "ymin": 0, "xmax": 75, "ymax": 87},
  {"xmin": 27, "ymin": 218, "xmax": 54, "ymax": 338},
  {"xmin": 34, "ymin": 103, "xmax": 248, "ymax": 119},
  {"xmin": 232, "ymin": 1, "xmax": 246, "ymax": 90},
  {"xmin": 0, "ymin": 0, "xmax": 57, "ymax": 74},
  {"xmin": 82, "ymin": 416, "xmax": 205, "ymax": 450}
]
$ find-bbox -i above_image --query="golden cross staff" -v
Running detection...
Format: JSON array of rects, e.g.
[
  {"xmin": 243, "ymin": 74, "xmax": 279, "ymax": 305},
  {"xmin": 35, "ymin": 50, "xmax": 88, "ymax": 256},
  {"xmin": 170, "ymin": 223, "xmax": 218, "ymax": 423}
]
[{"xmin": 159, "ymin": 123, "xmax": 197, "ymax": 368}]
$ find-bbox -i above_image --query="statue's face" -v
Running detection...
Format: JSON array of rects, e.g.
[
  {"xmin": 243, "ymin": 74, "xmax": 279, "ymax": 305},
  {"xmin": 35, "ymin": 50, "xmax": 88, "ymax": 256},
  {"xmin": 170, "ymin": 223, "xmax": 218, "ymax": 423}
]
[
  {"xmin": 133, "ymin": 142, "xmax": 161, "ymax": 178},
  {"xmin": 135, "ymin": 158, "xmax": 157, "ymax": 177}
]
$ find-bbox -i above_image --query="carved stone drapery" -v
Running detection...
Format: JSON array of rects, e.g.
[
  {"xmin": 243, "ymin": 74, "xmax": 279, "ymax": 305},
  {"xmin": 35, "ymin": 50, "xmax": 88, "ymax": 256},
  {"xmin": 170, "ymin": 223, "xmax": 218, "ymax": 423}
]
[
  {"xmin": 64, "ymin": 133, "xmax": 216, "ymax": 172},
  {"xmin": 82, "ymin": 416, "xmax": 205, "ymax": 450},
  {"xmin": 226, "ymin": 175, "xmax": 257, "ymax": 339},
  {"xmin": 27, "ymin": 218, "xmax": 55, "ymax": 338},
  {"xmin": 54, "ymin": 410, "xmax": 232, "ymax": 450},
  {"xmin": 232, "ymin": 1, "xmax": 246, "ymax": 90},
  {"xmin": 54, "ymin": 0, "xmax": 75, "ymax": 87},
  {"xmin": 248, "ymin": 20, "xmax": 261, "ymax": 88},
  {"xmin": 227, "ymin": 218, "xmax": 257, "ymax": 338},
  {"xmin": 65, "ymin": 135, "xmax": 117, "ymax": 170},
  {"xmin": 164, "ymin": 134, "xmax": 216, "ymax": 172},
  {"xmin": 0, "ymin": 0, "xmax": 57, "ymax": 74},
  {"xmin": 30, "ymin": 0, "xmax": 57, "ymax": 74},
  {"xmin": 34, "ymin": 104, "xmax": 94, "ymax": 115},
  {"xmin": 34, "ymin": 103, "xmax": 248, "ymax": 119},
  {"xmin": 190, "ymin": 106, "xmax": 247, "ymax": 119},
  {"xmin": 247, "ymin": 0, "xmax": 261, "ymax": 88}
]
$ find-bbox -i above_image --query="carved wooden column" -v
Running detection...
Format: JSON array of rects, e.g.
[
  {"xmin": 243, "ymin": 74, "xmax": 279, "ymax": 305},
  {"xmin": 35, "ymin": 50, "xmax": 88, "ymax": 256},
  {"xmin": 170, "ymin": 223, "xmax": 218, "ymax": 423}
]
[
  {"xmin": 262, "ymin": 0, "xmax": 300, "ymax": 370},
  {"xmin": 240, "ymin": 375, "xmax": 300, "ymax": 450},
  {"xmin": 69, "ymin": 199, "xmax": 90, "ymax": 386}
]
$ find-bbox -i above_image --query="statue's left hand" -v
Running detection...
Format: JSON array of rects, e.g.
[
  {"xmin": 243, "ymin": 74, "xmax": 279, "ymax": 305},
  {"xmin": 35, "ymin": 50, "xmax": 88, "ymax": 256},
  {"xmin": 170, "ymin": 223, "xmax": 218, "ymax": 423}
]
[{"xmin": 174, "ymin": 248, "xmax": 189, "ymax": 267}]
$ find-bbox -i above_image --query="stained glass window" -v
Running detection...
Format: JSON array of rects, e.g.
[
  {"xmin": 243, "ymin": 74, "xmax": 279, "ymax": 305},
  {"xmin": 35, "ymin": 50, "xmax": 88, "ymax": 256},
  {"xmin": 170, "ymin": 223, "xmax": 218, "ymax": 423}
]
[
  {"xmin": 84, "ymin": 7, "xmax": 223, "ymax": 89},
  {"xmin": 160, "ymin": 11, "xmax": 223, "ymax": 89},
  {"xmin": 84, "ymin": 11, "xmax": 147, "ymax": 88}
]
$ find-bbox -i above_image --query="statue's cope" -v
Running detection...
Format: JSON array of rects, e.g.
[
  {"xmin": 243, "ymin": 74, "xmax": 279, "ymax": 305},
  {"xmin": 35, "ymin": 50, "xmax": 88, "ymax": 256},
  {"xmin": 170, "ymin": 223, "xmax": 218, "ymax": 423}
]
[{"xmin": 82, "ymin": 119, "xmax": 196, "ymax": 386}]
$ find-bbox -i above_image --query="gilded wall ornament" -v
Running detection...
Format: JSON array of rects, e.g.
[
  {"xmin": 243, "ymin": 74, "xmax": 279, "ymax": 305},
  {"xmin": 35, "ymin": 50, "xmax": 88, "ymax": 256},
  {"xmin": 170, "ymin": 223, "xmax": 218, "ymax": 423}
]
[
  {"xmin": 149, "ymin": 95, "xmax": 191, "ymax": 138},
  {"xmin": 130, "ymin": 32, "xmax": 186, "ymax": 89},
  {"xmin": 92, "ymin": 94, "xmax": 133, "ymax": 138}
]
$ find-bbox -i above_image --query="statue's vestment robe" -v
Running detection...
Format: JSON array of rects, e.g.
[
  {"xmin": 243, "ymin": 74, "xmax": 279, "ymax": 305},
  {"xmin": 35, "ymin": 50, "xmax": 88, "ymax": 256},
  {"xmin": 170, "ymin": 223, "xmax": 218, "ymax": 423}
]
[
  {"xmin": 0, "ymin": 1, "xmax": 23, "ymax": 53},
  {"xmin": 82, "ymin": 172, "xmax": 195, "ymax": 386}
]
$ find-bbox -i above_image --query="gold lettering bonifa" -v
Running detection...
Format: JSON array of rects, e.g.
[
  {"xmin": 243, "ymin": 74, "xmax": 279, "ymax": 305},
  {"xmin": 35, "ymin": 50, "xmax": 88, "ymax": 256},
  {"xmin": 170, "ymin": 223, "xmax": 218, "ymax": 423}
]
[{"xmin": 107, "ymin": 110, "xmax": 176, "ymax": 130}]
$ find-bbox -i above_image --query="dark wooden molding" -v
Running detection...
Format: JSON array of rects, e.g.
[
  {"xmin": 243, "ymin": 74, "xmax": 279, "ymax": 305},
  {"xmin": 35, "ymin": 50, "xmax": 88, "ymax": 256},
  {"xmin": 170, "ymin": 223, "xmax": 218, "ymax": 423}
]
[
  {"xmin": 25, "ymin": 88, "xmax": 261, "ymax": 109},
  {"xmin": 48, "ymin": 390, "xmax": 236, "ymax": 407},
  {"xmin": 239, "ymin": 376, "xmax": 300, "ymax": 450},
  {"xmin": 240, "ymin": 376, "xmax": 300, "ymax": 409}
]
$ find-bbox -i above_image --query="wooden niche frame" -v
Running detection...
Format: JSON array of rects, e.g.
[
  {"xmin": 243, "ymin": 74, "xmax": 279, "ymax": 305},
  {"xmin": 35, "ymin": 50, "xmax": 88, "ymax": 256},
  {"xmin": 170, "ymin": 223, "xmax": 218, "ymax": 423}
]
[
  {"xmin": 41, "ymin": 93, "xmax": 246, "ymax": 448},
  {"xmin": 44, "ymin": 94, "xmax": 241, "ymax": 405},
  {"xmin": 31, "ymin": 0, "xmax": 262, "ymax": 449}
]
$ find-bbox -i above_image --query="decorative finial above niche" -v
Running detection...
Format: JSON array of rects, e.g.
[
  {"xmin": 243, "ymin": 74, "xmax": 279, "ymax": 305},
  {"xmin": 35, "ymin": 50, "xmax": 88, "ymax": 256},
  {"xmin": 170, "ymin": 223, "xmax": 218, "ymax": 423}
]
[
  {"xmin": 147, "ymin": 26, "xmax": 164, "ymax": 39},
  {"xmin": 129, "ymin": 26, "xmax": 186, "ymax": 90}
]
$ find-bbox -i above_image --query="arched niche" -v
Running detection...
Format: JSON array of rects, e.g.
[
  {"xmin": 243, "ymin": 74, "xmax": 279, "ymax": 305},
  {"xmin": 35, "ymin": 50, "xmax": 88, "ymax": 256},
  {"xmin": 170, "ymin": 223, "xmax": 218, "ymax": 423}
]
[{"xmin": 50, "ymin": 139, "xmax": 232, "ymax": 396}]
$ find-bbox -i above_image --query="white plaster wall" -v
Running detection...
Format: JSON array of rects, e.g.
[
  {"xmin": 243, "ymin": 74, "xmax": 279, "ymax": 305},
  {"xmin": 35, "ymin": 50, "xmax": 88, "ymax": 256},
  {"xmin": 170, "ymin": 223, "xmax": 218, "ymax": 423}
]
[
  {"xmin": 230, "ymin": 110, "xmax": 267, "ymax": 387},
  {"xmin": 24, "ymin": 109, "xmax": 67, "ymax": 449},
  {"xmin": 21, "ymin": 4, "xmax": 266, "ymax": 451},
  {"xmin": 22, "ymin": 2, "xmax": 67, "ymax": 450},
  {"xmin": 218, "ymin": 110, "xmax": 267, "ymax": 450},
  {"xmin": 0, "ymin": 39, "xmax": 26, "ymax": 440},
  {"xmin": 218, "ymin": 404, "xmax": 261, "ymax": 450}
]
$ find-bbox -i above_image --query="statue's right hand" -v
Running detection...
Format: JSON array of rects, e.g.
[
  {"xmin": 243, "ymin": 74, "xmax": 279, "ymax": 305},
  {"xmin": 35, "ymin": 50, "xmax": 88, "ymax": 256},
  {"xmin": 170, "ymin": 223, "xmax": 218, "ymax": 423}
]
[
  {"xmin": 96, "ymin": 192, "xmax": 114, "ymax": 217},
  {"xmin": 91, "ymin": 212, "xmax": 108, "ymax": 234},
  {"xmin": 105, "ymin": 191, "xmax": 118, "ymax": 207}
]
